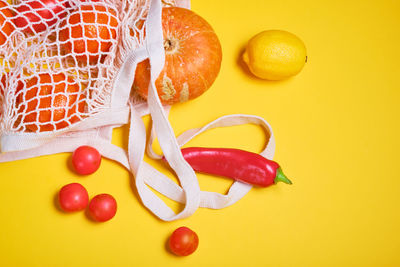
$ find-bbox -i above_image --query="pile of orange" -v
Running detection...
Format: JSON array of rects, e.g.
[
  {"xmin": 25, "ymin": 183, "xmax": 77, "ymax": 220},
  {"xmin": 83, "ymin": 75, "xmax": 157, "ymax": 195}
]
[{"xmin": 0, "ymin": 2, "xmax": 120, "ymax": 132}]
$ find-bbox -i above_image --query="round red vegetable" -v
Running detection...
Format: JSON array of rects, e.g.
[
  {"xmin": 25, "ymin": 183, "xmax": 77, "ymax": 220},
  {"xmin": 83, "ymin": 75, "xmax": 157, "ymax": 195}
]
[
  {"xmin": 133, "ymin": 7, "xmax": 222, "ymax": 105},
  {"xmin": 88, "ymin": 194, "xmax": 117, "ymax": 222},
  {"xmin": 13, "ymin": 0, "xmax": 68, "ymax": 34},
  {"xmin": 72, "ymin": 146, "xmax": 101, "ymax": 175},
  {"xmin": 58, "ymin": 183, "xmax": 89, "ymax": 212},
  {"xmin": 168, "ymin": 226, "xmax": 199, "ymax": 256}
]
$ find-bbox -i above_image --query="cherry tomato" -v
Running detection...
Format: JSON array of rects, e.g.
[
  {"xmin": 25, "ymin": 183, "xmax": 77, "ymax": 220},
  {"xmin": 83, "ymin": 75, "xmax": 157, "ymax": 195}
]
[
  {"xmin": 13, "ymin": 0, "xmax": 68, "ymax": 34},
  {"xmin": 58, "ymin": 183, "xmax": 89, "ymax": 212},
  {"xmin": 168, "ymin": 227, "xmax": 199, "ymax": 256},
  {"xmin": 88, "ymin": 194, "xmax": 117, "ymax": 222},
  {"xmin": 72, "ymin": 146, "xmax": 101, "ymax": 175}
]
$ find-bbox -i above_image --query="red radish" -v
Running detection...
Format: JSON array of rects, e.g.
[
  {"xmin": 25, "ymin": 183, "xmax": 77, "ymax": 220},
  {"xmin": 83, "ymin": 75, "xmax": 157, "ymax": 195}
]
[
  {"xmin": 168, "ymin": 227, "xmax": 199, "ymax": 256},
  {"xmin": 13, "ymin": 0, "xmax": 68, "ymax": 34},
  {"xmin": 88, "ymin": 194, "xmax": 117, "ymax": 222},
  {"xmin": 58, "ymin": 183, "xmax": 89, "ymax": 212},
  {"xmin": 71, "ymin": 146, "xmax": 102, "ymax": 175}
]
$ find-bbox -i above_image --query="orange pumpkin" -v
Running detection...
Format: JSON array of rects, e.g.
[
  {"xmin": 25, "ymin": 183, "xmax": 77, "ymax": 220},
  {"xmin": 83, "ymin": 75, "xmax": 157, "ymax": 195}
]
[{"xmin": 133, "ymin": 7, "xmax": 222, "ymax": 105}]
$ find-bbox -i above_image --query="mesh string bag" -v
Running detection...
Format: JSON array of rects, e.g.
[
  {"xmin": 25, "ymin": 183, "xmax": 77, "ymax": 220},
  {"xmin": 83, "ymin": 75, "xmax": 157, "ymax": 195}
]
[{"xmin": 0, "ymin": 0, "xmax": 277, "ymax": 221}]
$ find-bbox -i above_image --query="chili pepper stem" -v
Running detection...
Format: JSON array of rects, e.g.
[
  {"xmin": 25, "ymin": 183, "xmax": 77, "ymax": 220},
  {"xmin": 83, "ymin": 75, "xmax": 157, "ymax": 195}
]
[{"xmin": 274, "ymin": 168, "xmax": 292, "ymax": 185}]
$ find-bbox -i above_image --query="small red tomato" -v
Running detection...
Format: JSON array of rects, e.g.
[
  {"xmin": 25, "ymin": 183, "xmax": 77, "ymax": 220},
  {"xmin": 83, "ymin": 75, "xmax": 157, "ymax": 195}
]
[
  {"xmin": 88, "ymin": 194, "xmax": 117, "ymax": 222},
  {"xmin": 58, "ymin": 183, "xmax": 89, "ymax": 212},
  {"xmin": 168, "ymin": 227, "xmax": 199, "ymax": 256},
  {"xmin": 13, "ymin": 0, "xmax": 68, "ymax": 34},
  {"xmin": 72, "ymin": 146, "xmax": 101, "ymax": 175}
]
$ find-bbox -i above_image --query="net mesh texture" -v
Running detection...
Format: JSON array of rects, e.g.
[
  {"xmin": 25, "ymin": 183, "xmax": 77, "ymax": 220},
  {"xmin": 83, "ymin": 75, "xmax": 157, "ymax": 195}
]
[
  {"xmin": 0, "ymin": 0, "xmax": 279, "ymax": 221},
  {"xmin": 0, "ymin": 0, "xmax": 175, "ymax": 137}
]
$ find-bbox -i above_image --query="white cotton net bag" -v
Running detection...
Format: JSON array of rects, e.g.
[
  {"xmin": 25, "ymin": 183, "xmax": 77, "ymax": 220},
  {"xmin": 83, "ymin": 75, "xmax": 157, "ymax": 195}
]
[{"xmin": 0, "ymin": 0, "xmax": 277, "ymax": 221}]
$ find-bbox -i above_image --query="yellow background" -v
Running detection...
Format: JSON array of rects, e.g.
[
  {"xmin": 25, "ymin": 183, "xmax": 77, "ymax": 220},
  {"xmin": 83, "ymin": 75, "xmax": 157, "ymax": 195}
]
[{"xmin": 1, "ymin": 0, "xmax": 400, "ymax": 266}]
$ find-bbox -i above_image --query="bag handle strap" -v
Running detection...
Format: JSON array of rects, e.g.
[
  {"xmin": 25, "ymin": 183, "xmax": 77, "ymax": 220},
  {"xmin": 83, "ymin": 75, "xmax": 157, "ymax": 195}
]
[
  {"xmin": 144, "ymin": 113, "xmax": 275, "ymax": 209},
  {"xmin": 128, "ymin": 0, "xmax": 276, "ymax": 214},
  {"xmin": 126, "ymin": 0, "xmax": 200, "ymax": 221},
  {"xmin": 0, "ymin": 126, "xmax": 131, "ymax": 168}
]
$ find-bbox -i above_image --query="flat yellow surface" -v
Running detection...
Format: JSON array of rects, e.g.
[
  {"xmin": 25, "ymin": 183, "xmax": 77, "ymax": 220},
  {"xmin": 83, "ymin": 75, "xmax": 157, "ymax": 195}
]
[{"xmin": 1, "ymin": 0, "xmax": 400, "ymax": 266}]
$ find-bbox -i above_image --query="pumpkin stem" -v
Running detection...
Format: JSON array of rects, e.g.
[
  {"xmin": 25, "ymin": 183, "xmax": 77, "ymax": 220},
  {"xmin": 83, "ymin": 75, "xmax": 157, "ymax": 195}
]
[
  {"xmin": 164, "ymin": 38, "xmax": 179, "ymax": 54},
  {"xmin": 164, "ymin": 39, "xmax": 173, "ymax": 50}
]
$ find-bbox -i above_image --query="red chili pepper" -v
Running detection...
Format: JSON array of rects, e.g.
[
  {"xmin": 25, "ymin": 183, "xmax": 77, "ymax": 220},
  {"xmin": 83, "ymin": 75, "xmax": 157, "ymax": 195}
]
[{"xmin": 177, "ymin": 147, "xmax": 292, "ymax": 187}]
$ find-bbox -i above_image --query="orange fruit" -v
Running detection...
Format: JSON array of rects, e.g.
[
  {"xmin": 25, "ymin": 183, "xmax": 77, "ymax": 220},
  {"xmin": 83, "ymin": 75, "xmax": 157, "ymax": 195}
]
[
  {"xmin": 59, "ymin": 4, "xmax": 119, "ymax": 64},
  {"xmin": 16, "ymin": 73, "xmax": 85, "ymax": 132},
  {"xmin": 0, "ymin": 0, "xmax": 14, "ymax": 46}
]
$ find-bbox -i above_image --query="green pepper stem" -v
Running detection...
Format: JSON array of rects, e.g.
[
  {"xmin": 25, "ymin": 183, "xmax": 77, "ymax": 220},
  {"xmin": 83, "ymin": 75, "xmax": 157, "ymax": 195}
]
[{"xmin": 274, "ymin": 168, "xmax": 292, "ymax": 185}]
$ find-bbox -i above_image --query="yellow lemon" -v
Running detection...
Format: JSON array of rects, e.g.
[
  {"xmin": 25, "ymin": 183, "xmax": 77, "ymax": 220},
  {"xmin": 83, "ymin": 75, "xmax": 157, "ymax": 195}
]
[{"xmin": 243, "ymin": 30, "xmax": 307, "ymax": 80}]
